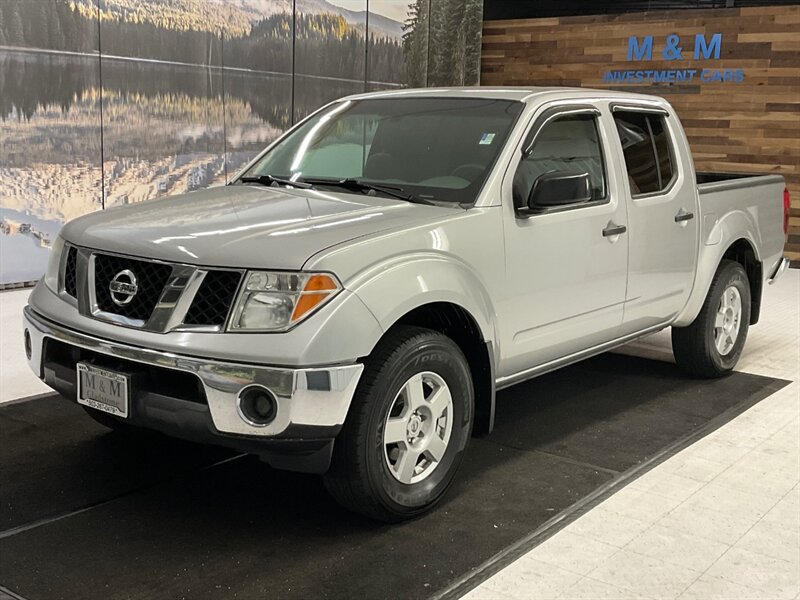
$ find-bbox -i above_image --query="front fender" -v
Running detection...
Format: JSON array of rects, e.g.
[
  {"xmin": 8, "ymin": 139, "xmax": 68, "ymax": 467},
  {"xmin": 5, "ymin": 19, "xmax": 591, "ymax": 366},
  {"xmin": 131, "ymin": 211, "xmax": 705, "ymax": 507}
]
[
  {"xmin": 350, "ymin": 253, "xmax": 498, "ymax": 354},
  {"xmin": 674, "ymin": 208, "xmax": 761, "ymax": 327}
]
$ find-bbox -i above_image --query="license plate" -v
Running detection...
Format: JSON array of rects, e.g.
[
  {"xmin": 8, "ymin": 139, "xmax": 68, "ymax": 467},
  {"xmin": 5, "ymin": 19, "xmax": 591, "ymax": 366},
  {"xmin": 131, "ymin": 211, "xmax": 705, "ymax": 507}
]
[{"xmin": 77, "ymin": 363, "xmax": 130, "ymax": 418}]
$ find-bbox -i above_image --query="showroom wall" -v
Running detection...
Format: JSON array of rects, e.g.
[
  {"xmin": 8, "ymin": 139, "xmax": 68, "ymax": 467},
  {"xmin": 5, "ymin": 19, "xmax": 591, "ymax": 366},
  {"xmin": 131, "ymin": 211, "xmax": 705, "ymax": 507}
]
[
  {"xmin": 0, "ymin": 0, "xmax": 483, "ymax": 287},
  {"xmin": 482, "ymin": 4, "xmax": 799, "ymax": 266}
]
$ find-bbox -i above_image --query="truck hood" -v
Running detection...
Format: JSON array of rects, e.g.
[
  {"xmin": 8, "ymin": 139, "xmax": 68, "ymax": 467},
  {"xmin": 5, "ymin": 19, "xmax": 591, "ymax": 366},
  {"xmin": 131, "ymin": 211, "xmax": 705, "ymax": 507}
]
[{"xmin": 61, "ymin": 184, "xmax": 454, "ymax": 270}]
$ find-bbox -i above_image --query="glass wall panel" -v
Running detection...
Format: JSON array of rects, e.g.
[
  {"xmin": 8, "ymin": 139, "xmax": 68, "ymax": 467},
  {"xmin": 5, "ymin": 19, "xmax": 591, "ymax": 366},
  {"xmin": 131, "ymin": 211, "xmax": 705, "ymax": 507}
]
[
  {"xmin": 367, "ymin": 0, "xmax": 420, "ymax": 91},
  {"xmin": 99, "ymin": 1, "xmax": 226, "ymax": 208},
  {"xmin": 222, "ymin": 0, "xmax": 293, "ymax": 179},
  {"xmin": 293, "ymin": 0, "xmax": 367, "ymax": 122},
  {"xmin": 0, "ymin": 0, "xmax": 102, "ymax": 285},
  {"xmin": 427, "ymin": 0, "xmax": 482, "ymax": 86}
]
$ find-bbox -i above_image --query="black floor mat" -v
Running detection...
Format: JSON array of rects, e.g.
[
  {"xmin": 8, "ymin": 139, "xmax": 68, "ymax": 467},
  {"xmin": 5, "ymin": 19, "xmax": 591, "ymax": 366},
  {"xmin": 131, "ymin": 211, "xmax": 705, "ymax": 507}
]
[
  {"xmin": 0, "ymin": 397, "xmax": 231, "ymax": 532},
  {"xmin": 0, "ymin": 354, "xmax": 787, "ymax": 600}
]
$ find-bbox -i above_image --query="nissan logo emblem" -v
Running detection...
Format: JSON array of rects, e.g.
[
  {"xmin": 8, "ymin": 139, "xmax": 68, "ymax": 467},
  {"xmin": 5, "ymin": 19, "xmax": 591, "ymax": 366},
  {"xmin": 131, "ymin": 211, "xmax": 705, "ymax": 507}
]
[{"xmin": 109, "ymin": 269, "xmax": 138, "ymax": 306}]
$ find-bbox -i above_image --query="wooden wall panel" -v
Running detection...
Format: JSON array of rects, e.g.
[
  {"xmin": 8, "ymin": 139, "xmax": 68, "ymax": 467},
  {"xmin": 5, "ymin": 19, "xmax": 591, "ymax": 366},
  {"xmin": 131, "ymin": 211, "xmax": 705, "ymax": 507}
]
[{"xmin": 482, "ymin": 6, "xmax": 800, "ymax": 266}]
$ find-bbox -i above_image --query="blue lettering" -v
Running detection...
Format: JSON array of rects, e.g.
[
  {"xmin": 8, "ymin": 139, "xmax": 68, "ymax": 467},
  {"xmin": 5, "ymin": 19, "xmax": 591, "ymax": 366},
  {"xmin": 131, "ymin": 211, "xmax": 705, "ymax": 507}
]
[
  {"xmin": 627, "ymin": 36, "xmax": 653, "ymax": 61},
  {"xmin": 603, "ymin": 71, "xmax": 630, "ymax": 83},
  {"xmin": 694, "ymin": 33, "xmax": 722, "ymax": 60},
  {"xmin": 663, "ymin": 34, "xmax": 683, "ymax": 61}
]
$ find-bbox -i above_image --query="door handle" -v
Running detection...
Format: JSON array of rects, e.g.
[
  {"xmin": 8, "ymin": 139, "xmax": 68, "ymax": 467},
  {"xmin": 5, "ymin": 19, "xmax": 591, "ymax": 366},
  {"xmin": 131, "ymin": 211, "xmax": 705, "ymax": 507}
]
[
  {"xmin": 602, "ymin": 223, "xmax": 627, "ymax": 237},
  {"xmin": 674, "ymin": 211, "xmax": 695, "ymax": 223}
]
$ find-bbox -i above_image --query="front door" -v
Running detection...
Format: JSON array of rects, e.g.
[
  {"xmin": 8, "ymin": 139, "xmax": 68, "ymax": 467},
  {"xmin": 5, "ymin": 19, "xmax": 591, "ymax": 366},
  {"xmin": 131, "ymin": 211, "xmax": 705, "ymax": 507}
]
[{"xmin": 497, "ymin": 104, "xmax": 629, "ymax": 379}]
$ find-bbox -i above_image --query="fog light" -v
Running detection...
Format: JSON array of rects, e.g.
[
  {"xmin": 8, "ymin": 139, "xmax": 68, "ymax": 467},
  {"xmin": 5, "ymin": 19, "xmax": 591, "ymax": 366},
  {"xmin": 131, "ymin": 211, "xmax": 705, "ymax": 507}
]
[
  {"xmin": 24, "ymin": 329, "xmax": 32, "ymax": 360},
  {"xmin": 237, "ymin": 385, "xmax": 277, "ymax": 427}
]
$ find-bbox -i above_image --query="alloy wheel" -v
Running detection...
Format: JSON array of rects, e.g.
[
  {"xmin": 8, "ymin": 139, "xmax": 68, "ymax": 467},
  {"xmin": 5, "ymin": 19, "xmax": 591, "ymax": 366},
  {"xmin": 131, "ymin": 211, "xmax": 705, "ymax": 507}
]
[
  {"xmin": 714, "ymin": 285, "xmax": 742, "ymax": 356},
  {"xmin": 383, "ymin": 371, "xmax": 454, "ymax": 485}
]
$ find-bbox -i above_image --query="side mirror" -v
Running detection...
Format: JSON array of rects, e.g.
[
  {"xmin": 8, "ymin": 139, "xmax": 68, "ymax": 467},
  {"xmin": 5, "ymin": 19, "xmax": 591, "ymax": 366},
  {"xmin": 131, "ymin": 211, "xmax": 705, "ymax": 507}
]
[{"xmin": 520, "ymin": 171, "xmax": 592, "ymax": 216}]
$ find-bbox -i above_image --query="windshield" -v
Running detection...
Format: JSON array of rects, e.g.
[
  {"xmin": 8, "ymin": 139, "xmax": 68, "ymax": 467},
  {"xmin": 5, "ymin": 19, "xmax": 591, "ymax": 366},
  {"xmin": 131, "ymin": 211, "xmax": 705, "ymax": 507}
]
[{"xmin": 241, "ymin": 97, "xmax": 523, "ymax": 205}]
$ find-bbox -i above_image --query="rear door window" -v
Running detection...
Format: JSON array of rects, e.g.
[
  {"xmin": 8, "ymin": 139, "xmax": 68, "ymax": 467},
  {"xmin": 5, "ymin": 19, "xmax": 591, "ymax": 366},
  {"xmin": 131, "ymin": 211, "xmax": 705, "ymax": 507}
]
[
  {"xmin": 649, "ymin": 116, "xmax": 674, "ymax": 186},
  {"xmin": 613, "ymin": 111, "xmax": 675, "ymax": 195}
]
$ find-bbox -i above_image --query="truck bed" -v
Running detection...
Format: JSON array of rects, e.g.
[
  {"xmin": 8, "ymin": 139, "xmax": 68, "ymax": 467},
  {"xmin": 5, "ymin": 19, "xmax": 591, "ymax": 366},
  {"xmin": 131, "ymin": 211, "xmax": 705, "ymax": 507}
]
[
  {"xmin": 695, "ymin": 171, "xmax": 786, "ymax": 279},
  {"xmin": 696, "ymin": 171, "xmax": 782, "ymax": 190}
]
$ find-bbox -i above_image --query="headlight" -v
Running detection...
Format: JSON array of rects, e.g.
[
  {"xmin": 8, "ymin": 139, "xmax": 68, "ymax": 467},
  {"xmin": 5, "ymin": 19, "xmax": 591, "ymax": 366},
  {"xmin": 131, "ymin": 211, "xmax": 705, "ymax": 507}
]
[
  {"xmin": 229, "ymin": 271, "xmax": 341, "ymax": 331},
  {"xmin": 43, "ymin": 236, "xmax": 65, "ymax": 293}
]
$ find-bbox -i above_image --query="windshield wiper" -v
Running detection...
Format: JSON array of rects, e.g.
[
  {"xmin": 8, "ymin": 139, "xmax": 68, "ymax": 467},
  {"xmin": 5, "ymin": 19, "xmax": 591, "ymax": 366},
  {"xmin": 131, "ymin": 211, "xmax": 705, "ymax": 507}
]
[
  {"xmin": 238, "ymin": 174, "xmax": 314, "ymax": 189},
  {"xmin": 301, "ymin": 178, "xmax": 435, "ymax": 205}
]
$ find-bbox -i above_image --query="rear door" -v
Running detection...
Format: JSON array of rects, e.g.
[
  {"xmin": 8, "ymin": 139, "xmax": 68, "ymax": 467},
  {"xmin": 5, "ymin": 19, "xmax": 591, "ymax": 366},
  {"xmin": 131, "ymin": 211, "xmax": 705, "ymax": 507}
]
[
  {"xmin": 610, "ymin": 107, "xmax": 699, "ymax": 334},
  {"xmin": 497, "ymin": 103, "xmax": 629, "ymax": 378}
]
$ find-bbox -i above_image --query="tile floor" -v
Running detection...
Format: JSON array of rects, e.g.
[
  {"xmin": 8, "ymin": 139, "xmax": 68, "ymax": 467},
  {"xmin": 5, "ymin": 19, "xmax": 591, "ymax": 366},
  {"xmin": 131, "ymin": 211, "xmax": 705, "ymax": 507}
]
[
  {"xmin": 0, "ymin": 287, "xmax": 50, "ymax": 403},
  {"xmin": 1, "ymin": 271, "xmax": 798, "ymax": 599}
]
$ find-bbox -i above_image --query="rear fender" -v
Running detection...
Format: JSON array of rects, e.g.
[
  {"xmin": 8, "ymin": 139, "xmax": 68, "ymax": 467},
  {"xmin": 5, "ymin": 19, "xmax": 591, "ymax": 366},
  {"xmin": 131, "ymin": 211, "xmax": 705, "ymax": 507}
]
[{"xmin": 674, "ymin": 209, "xmax": 761, "ymax": 327}]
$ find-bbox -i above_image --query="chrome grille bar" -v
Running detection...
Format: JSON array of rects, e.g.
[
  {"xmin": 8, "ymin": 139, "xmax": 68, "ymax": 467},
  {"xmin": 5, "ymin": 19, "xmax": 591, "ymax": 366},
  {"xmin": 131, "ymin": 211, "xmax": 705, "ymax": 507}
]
[{"xmin": 61, "ymin": 243, "xmax": 244, "ymax": 333}]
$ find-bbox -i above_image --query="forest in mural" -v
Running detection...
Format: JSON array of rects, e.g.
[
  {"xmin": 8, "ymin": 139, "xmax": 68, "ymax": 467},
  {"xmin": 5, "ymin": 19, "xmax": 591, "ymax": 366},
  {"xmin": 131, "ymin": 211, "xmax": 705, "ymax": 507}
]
[{"xmin": 0, "ymin": 0, "xmax": 484, "ymax": 285}]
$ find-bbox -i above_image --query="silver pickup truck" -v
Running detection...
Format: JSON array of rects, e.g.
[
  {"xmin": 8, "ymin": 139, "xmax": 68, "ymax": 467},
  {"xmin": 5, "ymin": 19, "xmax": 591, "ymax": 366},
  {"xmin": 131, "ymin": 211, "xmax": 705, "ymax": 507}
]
[{"xmin": 23, "ymin": 87, "xmax": 790, "ymax": 520}]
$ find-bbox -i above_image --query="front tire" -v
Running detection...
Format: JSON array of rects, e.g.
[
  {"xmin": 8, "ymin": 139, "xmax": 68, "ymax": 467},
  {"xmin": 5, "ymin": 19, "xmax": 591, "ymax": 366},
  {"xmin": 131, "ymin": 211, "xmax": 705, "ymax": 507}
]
[
  {"xmin": 323, "ymin": 326, "xmax": 474, "ymax": 522},
  {"xmin": 672, "ymin": 260, "xmax": 751, "ymax": 378}
]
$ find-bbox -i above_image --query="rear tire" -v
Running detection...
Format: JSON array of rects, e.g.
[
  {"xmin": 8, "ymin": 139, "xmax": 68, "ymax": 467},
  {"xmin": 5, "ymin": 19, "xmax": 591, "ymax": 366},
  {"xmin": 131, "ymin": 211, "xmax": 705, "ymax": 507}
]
[
  {"xmin": 672, "ymin": 259, "xmax": 751, "ymax": 378},
  {"xmin": 323, "ymin": 326, "xmax": 474, "ymax": 522}
]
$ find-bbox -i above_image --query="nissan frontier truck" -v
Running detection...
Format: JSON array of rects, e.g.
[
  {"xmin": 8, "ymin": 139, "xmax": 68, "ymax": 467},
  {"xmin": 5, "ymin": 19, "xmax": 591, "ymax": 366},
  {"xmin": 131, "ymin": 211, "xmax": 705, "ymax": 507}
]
[{"xmin": 23, "ymin": 87, "xmax": 790, "ymax": 520}]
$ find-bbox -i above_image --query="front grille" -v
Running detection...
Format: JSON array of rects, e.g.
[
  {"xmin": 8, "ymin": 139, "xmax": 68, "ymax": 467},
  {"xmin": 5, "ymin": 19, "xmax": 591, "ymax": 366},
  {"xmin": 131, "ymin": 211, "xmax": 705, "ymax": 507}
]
[
  {"xmin": 184, "ymin": 270, "xmax": 242, "ymax": 327},
  {"xmin": 64, "ymin": 246, "xmax": 78, "ymax": 298},
  {"xmin": 63, "ymin": 246, "xmax": 242, "ymax": 331},
  {"xmin": 94, "ymin": 254, "xmax": 172, "ymax": 321}
]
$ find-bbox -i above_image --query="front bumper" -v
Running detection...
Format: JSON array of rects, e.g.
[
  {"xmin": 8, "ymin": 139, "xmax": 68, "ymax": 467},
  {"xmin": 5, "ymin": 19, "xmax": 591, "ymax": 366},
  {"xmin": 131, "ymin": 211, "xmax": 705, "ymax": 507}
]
[{"xmin": 23, "ymin": 305, "xmax": 363, "ymax": 450}]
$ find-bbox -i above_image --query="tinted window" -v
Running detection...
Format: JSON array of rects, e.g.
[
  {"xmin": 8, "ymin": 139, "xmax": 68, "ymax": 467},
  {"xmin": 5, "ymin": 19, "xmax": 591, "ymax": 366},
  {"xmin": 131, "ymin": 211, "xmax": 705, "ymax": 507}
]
[
  {"xmin": 614, "ymin": 111, "xmax": 674, "ymax": 195},
  {"xmin": 244, "ymin": 98, "xmax": 523, "ymax": 205},
  {"xmin": 650, "ymin": 116, "xmax": 674, "ymax": 186},
  {"xmin": 513, "ymin": 114, "xmax": 607, "ymax": 206}
]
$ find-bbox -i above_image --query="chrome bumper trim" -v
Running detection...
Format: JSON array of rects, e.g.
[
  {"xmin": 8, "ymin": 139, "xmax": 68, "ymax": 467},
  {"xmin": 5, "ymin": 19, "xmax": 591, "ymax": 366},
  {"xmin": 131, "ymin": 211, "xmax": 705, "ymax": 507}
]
[
  {"xmin": 768, "ymin": 257, "xmax": 790, "ymax": 285},
  {"xmin": 23, "ymin": 306, "xmax": 363, "ymax": 437}
]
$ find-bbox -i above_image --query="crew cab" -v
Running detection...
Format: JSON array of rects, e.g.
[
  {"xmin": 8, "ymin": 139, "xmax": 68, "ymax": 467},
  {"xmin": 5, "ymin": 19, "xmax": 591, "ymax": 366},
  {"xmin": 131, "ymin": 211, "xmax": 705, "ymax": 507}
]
[{"xmin": 23, "ymin": 87, "xmax": 790, "ymax": 521}]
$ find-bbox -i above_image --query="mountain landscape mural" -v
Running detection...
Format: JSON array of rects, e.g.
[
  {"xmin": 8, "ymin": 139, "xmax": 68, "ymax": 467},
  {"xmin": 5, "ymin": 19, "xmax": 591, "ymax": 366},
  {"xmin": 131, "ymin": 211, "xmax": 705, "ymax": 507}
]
[{"xmin": 0, "ymin": 0, "xmax": 483, "ymax": 285}]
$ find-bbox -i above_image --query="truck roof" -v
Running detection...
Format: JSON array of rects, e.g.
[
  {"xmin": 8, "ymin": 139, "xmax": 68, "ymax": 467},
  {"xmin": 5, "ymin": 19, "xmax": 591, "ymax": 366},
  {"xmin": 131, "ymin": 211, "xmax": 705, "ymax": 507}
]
[{"xmin": 345, "ymin": 86, "xmax": 670, "ymax": 107}]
